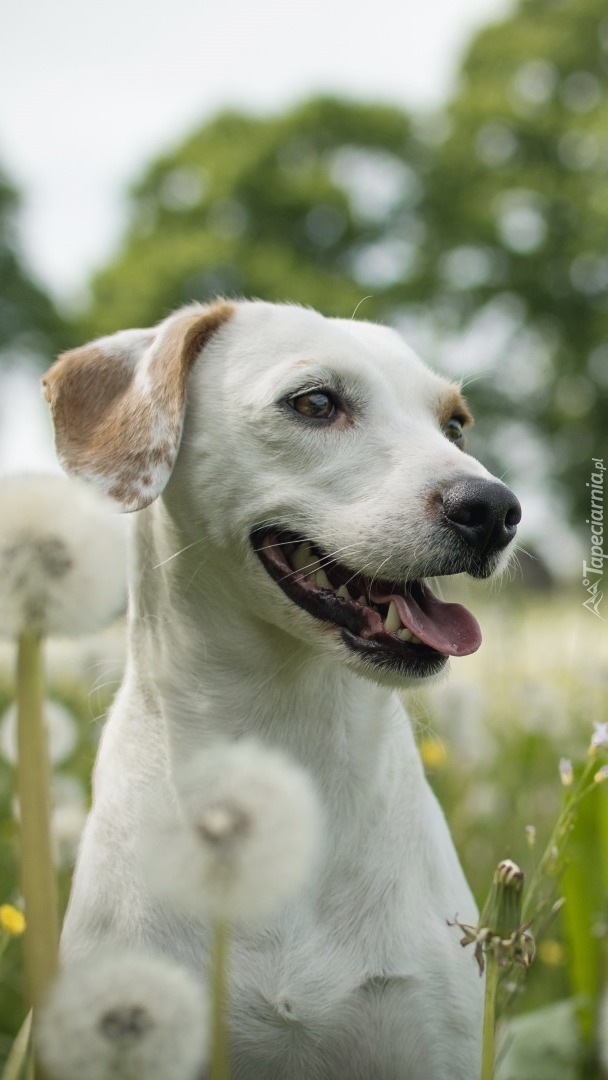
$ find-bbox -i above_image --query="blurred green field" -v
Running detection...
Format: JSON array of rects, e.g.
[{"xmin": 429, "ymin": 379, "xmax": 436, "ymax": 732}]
[{"xmin": 0, "ymin": 586, "xmax": 606, "ymax": 1073}]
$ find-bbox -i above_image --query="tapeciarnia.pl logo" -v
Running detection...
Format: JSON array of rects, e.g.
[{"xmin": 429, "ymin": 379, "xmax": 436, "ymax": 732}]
[{"xmin": 582, "ymin": 457, "xmax": 605, "ymax": 619}]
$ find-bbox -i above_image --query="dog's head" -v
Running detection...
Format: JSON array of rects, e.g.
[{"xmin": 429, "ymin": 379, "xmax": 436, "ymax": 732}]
[{"xmin": 43, "ymin": 300, "xmax": 520, "ymax": 682}]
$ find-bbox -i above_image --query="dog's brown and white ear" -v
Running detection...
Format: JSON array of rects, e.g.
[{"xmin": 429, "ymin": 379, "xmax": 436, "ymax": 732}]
[{"xmin": 42, "ymin": 301, "xmax": 234, "ymax": 511}]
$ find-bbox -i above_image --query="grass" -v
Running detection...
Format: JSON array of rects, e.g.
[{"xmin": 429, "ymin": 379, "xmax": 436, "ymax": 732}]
[{"xmin": 0, "ymin": 587, "xmax": 605, "ymax": 1074}]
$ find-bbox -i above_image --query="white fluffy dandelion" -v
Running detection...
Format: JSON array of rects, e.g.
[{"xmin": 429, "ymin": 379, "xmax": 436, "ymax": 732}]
[
  {"xmin": 0, "ymin": 474, "xmax": 126, "ymax": 638},
  {"xmin": 0, "ymin": 700, "xmax": 77, "ymax": 765},
  {"xmin": 35, "ymin": 951, "xmax": 208, "ymax": 1080},
  {"xmin": 0, "ymin": 474, "xmax": 126, "ymax": 1010},
  {"xmin": 144, "ymin": 739, "xmax": 322, "ymax": 924}
]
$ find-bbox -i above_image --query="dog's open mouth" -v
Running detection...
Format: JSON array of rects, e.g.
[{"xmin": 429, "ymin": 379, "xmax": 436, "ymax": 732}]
[{"xmin": 252, "ymin": 530, "xmax": 482, "ymax": 676}]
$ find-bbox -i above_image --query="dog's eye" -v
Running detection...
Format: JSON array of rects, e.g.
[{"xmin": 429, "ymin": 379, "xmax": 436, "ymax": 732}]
[
  {"xmin": 289, "ymin": 391, "xmax": 337, "ymax": 420},
  {"xmin": 444, "ymin": 417, "xmax": 465, "ymax": 445}
]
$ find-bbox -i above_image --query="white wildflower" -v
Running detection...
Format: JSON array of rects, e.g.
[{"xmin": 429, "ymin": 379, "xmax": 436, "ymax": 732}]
[
  {"xmin": 0, "ymin": 474, "xmax": 126, "ymax": 638},
  {"xmin": 591, "ymin": 722, "xmax": 608, "ymax": 752},
  {"xmin": 143, "ymin": 739, "xmax": 322, "ymax": 924},
  {"xmin": 0, "ymin": 700, "xmax": 77, "ymax": 765},
  {"xmin": 524, "ymin": 824, "xmax": 536, "ymax": 848},
  {"xmin": 36, "ymin": 951, "xmax": 208, "ymax": 1080},
  {"xmin": 558, "ymin": 757, "xmax": 573, "ymax": 786}
]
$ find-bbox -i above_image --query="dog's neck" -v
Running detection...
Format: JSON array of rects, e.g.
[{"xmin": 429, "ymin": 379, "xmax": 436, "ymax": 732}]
[{"xmin": 128, "ymin": 503, "xmax": 421, "ymax": 815}]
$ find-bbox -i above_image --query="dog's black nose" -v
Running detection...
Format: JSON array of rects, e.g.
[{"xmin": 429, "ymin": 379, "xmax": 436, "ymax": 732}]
[{"xmin": 442, "ymin": 477, "xmax": 521, "ymax": 555}]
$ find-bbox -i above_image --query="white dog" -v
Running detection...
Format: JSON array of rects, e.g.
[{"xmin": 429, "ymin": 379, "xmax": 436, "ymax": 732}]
[{"xmin": 43, "ymin": 300, "xmax": 520, "ymax": 1079}]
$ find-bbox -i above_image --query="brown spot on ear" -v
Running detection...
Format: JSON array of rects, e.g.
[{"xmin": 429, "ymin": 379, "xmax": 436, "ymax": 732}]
[
  {"xmin": 42, "ymin": 346, "xmax": 137, "ymax": 453},
  {"xmin": 436, "ymin": 386, "xmax": 474, "ymax": 430},
  {"xmin": 42, "ymin": 301, "xmax": 235, "ymax": 511}
]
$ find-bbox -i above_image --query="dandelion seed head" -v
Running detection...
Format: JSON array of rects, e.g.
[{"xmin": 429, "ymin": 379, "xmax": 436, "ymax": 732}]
[
  {"xmin": 143, "ymin": 739, "xmax": 322, "ymax": 924},
  {"xmin": 594, "ymin": 765, "xmax": 608, "ymax": 784},
  {"xmin": 35, "ymin": 950, "xmax": 208, "ymax": 1080},
  {"xmin": 0, "ymin": 474, "xmax": 126, "ymax": 638},
  {"xmin": 0, "ymin": 700, "xmax": 77, "ymax": 765}
]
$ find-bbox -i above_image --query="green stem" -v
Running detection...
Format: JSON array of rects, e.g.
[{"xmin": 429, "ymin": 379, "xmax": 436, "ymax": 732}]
[
  {"xmin": 210, "ymin": 918, "xmax": 229, "ymax": 1080},
  {"xmin": 481, "ymin": 952, "xmax": 499, "ymax": 1080},
  {"xmin": 0, "ymin": 1010, "xmax": 32, "ymax": 1080},
  {"xmin": 15, "ymin": 632, "xmax": 60, "ymax": 1011},
  {"xmin": 522, "ymin": 755, "xmax": 596, "ymax": 925}
]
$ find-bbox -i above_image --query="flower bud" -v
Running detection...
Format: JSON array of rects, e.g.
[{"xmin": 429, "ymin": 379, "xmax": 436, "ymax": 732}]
[{"xmin": 480, "ymin": 859, "xmax": 524, "ymax": 939}]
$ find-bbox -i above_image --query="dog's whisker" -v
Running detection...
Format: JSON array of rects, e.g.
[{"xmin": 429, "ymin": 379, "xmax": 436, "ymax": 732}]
[
  {"xmin": 272, "ymin": 543, "xmax": 362, "ymax": 586},
  {"xmin": 350, "ymin": 295, "xmax": 374, "ymax": 320},
  {"xmin": 152, "ymin": 536, "xmax": 207, "ymax": 570}
]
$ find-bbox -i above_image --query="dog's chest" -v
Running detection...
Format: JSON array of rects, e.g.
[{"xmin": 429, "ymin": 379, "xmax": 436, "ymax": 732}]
[
  {"xmin": 226, "ymin": 923, "xmax": 406, "ymax": 1080},
  {"xmin": 219, "ymin": 897, "xmax": 476, "ymax": 1080}
]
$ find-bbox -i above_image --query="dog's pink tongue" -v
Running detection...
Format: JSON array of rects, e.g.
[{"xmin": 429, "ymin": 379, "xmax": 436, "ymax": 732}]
[{"xmin": 370, "ymin": 583, "xmax": 482, "ymax": 657}]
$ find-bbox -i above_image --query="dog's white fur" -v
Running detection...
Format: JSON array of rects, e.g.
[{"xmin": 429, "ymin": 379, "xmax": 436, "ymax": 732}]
[{"xmin": 43, "ymin": 300, "xmax": 516, "ymax": 1079}]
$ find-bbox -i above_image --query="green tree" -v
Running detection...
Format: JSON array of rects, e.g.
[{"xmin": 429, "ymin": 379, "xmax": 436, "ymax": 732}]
[
  {"xmin": 80, "ymin": 97, "xmax": 425, "ymax": 337},
  {"xmin": 0, "ymin": 167, "xmax": 66, "ymax": 367},
  {"xmin": 417, "ymin": 0, "xmax": 608, "ymax": 523}
]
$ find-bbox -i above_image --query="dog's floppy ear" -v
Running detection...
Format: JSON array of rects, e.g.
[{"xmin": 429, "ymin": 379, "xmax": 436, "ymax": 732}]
[{"xmin": 42, "ymin": 301, "xmax": 235, "ymax": 511}]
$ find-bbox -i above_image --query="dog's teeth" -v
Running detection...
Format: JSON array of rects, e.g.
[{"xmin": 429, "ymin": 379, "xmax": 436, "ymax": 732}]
[
  {"xmin": 357, "ymin": 595, "xmax": 366, "ymax": 605},
  {"xmin": 292, "ymin": 544, "xmax": 313, "ymax": 572},
  {"xmin": 411, "ymin": 633, "xmax": 422, "ymax": 645},
  {"xmin": 397, "ymin": 628, "xmax": 413, "ymax": 642},
  {"xmin": 337, "ymin": 585, "xmax": 350, "ymax": 600},
  {"xmin": 315, "ymin": 569, "xmax": 332, "ymax": 589},
  {"xmin": 385, "ymin": 601, "xmax": 401, "ymax": 633}
]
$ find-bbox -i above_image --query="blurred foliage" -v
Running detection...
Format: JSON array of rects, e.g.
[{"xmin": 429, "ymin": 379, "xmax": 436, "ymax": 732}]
[
  {"xmin": 419, "ymin": 0, "xmax": 608, "ymax": 524},
  {"xmin": 78, "ymin": 96, "xmax": 424, "ymax": 336},
  {"xmin": 75, "ymin": 0, "xmax": 608, "ymax": 529},
  {"xmin": 0, "ymin": 167, "xmax": 68, "ymax": 366}
]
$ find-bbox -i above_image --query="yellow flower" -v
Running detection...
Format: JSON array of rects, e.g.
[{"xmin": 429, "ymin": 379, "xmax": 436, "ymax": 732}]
[
  {"xmin": 419, "ymin": 737, "xmax": 447, "ymax": 769},
  {"xmin": 538, "ymin": 940, "xmax": 565, "ymax": 966},
  {"xmin": 0, "ymin": 904, "xmax": 26, "ymax": 936}
]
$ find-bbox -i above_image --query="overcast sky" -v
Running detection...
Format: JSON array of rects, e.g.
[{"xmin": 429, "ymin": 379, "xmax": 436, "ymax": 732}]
[{"xmin": 2, "ymin": 0, "xmax": 510, "ymax": 304}]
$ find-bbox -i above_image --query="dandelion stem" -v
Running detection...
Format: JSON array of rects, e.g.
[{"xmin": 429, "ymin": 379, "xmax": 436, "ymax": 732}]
[
  {"xmin": 15, "ymin": 632, "xmax": 59, "ymax": 1011},
  {"xmin": 210, "ymin": 918, "xmax": 229, "ymax": 1080},
  {"xmin": 481, "ymin": 952, "xmax": 499, "ymax": 1080},
  {"xmin": 0, "ymin": 1009, "xmax": 32, "ymax": 1080}
]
